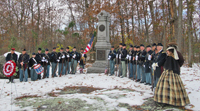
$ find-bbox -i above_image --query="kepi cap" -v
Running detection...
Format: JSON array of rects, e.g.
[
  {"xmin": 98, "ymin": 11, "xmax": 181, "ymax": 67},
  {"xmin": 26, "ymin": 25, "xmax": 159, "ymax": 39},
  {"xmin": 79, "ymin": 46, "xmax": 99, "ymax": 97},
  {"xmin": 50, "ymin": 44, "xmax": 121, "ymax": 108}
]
[
  {"xmin": 140, "ymin": 44, "xmax": 144, "ymax": 47},
  {"xmin": 146, "ymin": 45, "xmax": 151, "ymax": 48},
  {"xmin": 157, "ymin": 43, "xmax": 163, "ymax": 46},
  {"xmin": 152, "ymin": 43, "xmax": 157, "ymax": 46}
]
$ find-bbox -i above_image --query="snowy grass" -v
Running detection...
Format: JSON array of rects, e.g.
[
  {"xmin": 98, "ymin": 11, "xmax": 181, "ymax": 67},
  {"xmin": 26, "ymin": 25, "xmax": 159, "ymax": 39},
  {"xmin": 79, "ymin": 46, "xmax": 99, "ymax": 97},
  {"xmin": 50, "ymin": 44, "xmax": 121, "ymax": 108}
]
[{"xmin": 0, "ymin": 63, "xmax": 199, "ymax": 110}]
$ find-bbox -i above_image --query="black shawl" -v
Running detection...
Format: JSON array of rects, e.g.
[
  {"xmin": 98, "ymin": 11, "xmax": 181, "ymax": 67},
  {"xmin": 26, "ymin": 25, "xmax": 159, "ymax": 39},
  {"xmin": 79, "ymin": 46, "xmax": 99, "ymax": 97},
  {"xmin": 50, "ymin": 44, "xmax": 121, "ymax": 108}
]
[{"xmin": 164, "ymin": 56, "xmax": 180, "ymax": 75}]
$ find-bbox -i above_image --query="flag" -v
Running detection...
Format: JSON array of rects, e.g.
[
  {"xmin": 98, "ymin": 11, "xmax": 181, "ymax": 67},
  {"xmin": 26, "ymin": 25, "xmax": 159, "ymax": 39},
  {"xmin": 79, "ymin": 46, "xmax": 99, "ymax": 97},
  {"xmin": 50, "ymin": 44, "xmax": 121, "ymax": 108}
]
[{"xmin": 83, "ymin": 34, "xmax": 95, "ymax": 54}]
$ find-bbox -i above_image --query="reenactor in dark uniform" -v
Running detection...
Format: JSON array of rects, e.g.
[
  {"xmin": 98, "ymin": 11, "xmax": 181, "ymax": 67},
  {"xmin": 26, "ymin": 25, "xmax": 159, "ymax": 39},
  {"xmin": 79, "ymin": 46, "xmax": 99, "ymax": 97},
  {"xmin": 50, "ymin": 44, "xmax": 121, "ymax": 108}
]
[
  {"xmin": 65, "ymin": 47, "xmax": 72, "ymax": 74},
  {"xmin": 132, "ymin": 46, "xmax": 137, "ymax": 79},
  {"xmin": 18, "ymin": 49, "xmax": 29, "ymax": 82},
  {"xmin": 135, "ymin": 46, "xmax": 141, "ymax": 81},
  {"xmin": 144, "ymin": 45, "xmax": 153, "ymax": 85},
  {"xmin": 42, "ymin": 48, "xmax": 51, "ymax": 78},
  {"xmin": 151, "ymin": 43, "xmax": 157, "ymax": 52},
  {"xmin": 121, "ymin": 44, "xmax": 127, "ymax": 78},
  {"xmin": 108, "ymin": 46, "xmax": 116, "ymax": 76},
  {"xmin": 36, "ymin": 48, "xmax": 44, "ymax": 79},
  {"xmin": 71, "ymin": 47, "xmax": 80, "ymax": 74},
  {"xmin": 116, "ymin": 43, "xmax": 123, "ymax": 76},
  {"xmin": 127, "ymin": 45, "xmax": 134, "ymax": 78},
  {"xmin": 79, "ymin": 48, "xmax": 87, "ymax": 70},
  {"xmin": 6, "ymin": 48, "xmax": 18, "ymax": 83},
  {"xmin": 124, "ymin": 44, "xmax": 128, "ymax": 76},
  {"xmin": 29, "ymin": 53, "xmax": 38, "ymax": 81},
  {"xmin": 138, "ymin": 44, "xmax": 146, "ymax": 83},
  {"xmin": 57, "ymin": 48, "xmax": 66, "ymax": 76},
  {"xmin": 152, "ymin": 43, "xmax": 167, "ymax": 87},
  {"xmin": 50, "ymin": 47, "xmax": 58, "ymax": 77}
]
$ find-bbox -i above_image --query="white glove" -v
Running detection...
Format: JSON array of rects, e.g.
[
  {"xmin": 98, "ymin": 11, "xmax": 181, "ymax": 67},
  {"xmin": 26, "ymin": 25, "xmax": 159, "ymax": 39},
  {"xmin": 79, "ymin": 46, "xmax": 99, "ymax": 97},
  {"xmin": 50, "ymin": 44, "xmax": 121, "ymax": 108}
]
[
  {"xmin": 135, "ymin": 55, "xmax": 138, "ymax": 61},
  {"xmin": 34, "ymin": 64, "xmax": 37, "ymax": 66},
  {"xmin": 108, "ymin": 56, "xmax": 111, "ymax": 60},
  {"xmin": 119, "ymin": 54, "xmax": 121, "ymax": 59},
  {"xmin": 42, "ymin": 59, "xmax": 45, "ymax": 62},
  {"xmin": 129, "ymin": 56, "xmax": 132, "ymax": 61},
  {"xmin": 155, "ymin": 63, "xmax": 158, "ymax": 67},
  {"xmin": 152, "ymin": 63, "xmax": 157, "ymax": 70},
  {"xmin": 67, "ymin": 55, "xmax": 70, "ymax": 58},
  {"xmin": 78, "ymin": 61, "xmax": 80, "ymax": 63},
  {"xmin": 82, "ymin": 54, "xmax": 84, "ymax": 57},
  {"xmin": 73, "ymin": 54, "xmax": 76, "ymax": 58},
  {"xmin": 57, "ymin": 59, "xmax": 60, "ymax": 62},
  {"xmin": 45, "ymin": 59, "xmax": 48, "ymax": 63},
  {"xmin": 148, "ymin": 55, "xmax": 151, "ymax": 60},
  {"xmin": 43, "ymin": 57, "xmax": 45, "ymax": 59},
  {"xmin": 62, "ymin": 55, "xmax": 65, "ymax": 58},
  {"xmin": 59, "ymin": 57, "xmax": 61, "ymax": 59},
  {"xmin": 126, "ymin": 55, "xmax": 129, "ymax": 59},
  {"xmin": 116, "ymin": 54, "xmax": 118, "ymax": 58},
  {"xmin": 143, "ymin": 65, "xmax": 145, "ymax": 68},
  {"xmin": 29, "ymin": 67, "xmax": 31, "ymax": 70}
]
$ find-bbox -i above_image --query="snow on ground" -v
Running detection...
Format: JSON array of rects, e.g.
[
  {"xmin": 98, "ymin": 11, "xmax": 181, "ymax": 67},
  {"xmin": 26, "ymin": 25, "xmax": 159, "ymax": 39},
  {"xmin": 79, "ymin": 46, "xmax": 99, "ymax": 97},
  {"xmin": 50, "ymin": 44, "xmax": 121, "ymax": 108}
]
[{"xmin": 0, "ymin": 64, "xmax": 199, "ymax": 110}]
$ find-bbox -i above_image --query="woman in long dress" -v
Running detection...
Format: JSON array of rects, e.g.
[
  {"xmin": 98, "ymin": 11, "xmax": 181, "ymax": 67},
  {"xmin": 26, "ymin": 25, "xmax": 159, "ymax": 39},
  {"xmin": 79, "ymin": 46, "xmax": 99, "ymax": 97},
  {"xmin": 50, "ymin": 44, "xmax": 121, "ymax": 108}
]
[{"xmin": 154, "ymin": 46, "xmax": 190, "ymax": 106}]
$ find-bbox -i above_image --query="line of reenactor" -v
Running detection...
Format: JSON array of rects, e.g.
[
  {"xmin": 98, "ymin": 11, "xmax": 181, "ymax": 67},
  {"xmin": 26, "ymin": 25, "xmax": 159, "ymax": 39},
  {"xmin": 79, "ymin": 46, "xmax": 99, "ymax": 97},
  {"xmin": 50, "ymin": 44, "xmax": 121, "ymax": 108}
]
[
  {"xmin": 108, "ymin": 43, "xmax": 166, "ymax": 88},
  {"xmin": 5, "ymin": 47, "xmax": 87, "ymax": 83}
]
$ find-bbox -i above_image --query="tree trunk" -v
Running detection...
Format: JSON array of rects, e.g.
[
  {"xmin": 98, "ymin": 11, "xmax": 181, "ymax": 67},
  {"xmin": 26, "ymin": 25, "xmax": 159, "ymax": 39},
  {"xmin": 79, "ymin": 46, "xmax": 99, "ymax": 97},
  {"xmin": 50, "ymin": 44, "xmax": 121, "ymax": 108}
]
[
  {"xmin": 187, "ymin": 0, "xmax": 192, "ymax": 67},
  {"xmin": 148, "ymin": 0, "xmax": 156, "ymax": 42},
  {"xmin": 135, "ymin": 0, "xmax": 141, "ymax": 39},
  {"xmin": 118, "ymin": 1, "xmax": 124, "ymax": 44},
  {"xmin": 177, "ymin": 0, "xmax": 183, "ymax": 53},
  {"xmin": 162, "ymin": 0, "xmax": 167, "ymax": 49},
  {"xmin": 131, "ymin": 0, "xmax": 135, "ymax": 43},
  {"xmin": 68, "ymin": 1, "xmax": 76, "ymax": 31},
  {"xmin": 36, "ymin": 0, "xmax": 40, "ymax": 47},
  {"xmin": 169, "ymin": 0, "xmax": 178, "ymax": 41},
  {"xmin": 142, "ymin": 0, "xmax": 149, "ymax": 43},
  {"xmin": 125, "ymin": 1, "xmax": 130, "ymax": 40},
  {"xmin": 30, "ymin": 0, "xmax": 35, "ymax": 52}
]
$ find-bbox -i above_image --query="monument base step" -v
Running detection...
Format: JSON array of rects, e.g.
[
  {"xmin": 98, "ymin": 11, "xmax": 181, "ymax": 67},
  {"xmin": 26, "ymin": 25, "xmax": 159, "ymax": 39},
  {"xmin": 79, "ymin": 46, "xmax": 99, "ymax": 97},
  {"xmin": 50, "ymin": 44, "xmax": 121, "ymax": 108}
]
[
  {"xmin": 87, "ymin": 67, "xmax": 106, "ymax": 73},
  {"xmin": 87, "ymin": 61, "xmax": 109, "ymax": 73}
]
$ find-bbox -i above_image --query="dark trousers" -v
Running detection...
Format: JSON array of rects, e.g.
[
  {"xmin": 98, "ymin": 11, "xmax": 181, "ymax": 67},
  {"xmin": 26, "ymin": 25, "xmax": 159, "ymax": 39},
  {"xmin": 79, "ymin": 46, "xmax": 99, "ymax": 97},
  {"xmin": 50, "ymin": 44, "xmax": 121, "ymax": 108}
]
[{"xmin": 8, "ymin": 76, "xmax": 14, "ymax": 82}]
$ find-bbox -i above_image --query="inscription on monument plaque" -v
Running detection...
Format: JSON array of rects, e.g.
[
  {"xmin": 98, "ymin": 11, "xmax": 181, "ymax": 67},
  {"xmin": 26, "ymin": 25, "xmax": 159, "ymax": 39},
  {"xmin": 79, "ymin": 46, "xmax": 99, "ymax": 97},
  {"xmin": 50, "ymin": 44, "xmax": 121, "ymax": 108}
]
[{"xmin": 97, "ymin": 50, "xmax": 105, "ymax": 60}]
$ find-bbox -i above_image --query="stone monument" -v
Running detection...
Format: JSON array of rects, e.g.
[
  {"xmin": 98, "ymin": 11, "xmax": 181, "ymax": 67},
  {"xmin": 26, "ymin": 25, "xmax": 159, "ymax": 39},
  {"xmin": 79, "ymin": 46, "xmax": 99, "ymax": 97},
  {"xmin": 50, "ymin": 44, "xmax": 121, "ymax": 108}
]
[{"xmin": 87, "ymin": 10, "xmax": 111, "ymax": 73}]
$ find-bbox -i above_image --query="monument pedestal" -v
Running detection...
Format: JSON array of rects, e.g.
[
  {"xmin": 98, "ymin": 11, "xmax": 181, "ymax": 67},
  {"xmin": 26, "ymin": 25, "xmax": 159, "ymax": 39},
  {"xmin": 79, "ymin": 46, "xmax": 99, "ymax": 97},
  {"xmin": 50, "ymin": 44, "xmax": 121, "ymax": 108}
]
[
  {"xmin": 87, "ymin": 61, "xmax": 108, "ymax": 73},
  {"xmin": 87, "ymin": 10, "xmax": 111, "ymax": 73}
]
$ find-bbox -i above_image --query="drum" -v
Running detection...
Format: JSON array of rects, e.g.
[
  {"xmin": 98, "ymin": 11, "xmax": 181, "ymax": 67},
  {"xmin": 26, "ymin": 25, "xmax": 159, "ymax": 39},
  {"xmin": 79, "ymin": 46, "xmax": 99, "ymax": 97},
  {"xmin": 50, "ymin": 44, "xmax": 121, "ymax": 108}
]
[{"xmin": 34, "ymin": 64, "xmax": 44, "ymax": 74}]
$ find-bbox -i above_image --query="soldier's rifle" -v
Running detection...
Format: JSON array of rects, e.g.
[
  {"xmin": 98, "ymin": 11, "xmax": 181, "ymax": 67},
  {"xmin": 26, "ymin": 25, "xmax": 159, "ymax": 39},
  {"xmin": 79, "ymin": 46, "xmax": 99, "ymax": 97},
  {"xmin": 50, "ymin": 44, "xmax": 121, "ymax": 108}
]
[
  {"xmin": 135, "ymin": 53, "xmax": 138, "ymax": 81},
  {"xmin": 42, "ymin": 55, "xmax": 47, "ymax": 79},
  {"xmin": 52, "ymin": 52, "xmax": 58, "ymax": 78},
  {"xmin": 60, "ymin": 52, "xmax": 65, "ymax": 77},
  {"xmin": 65, "ymin": 52, "xmax": 69, "ymax": 75}
]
